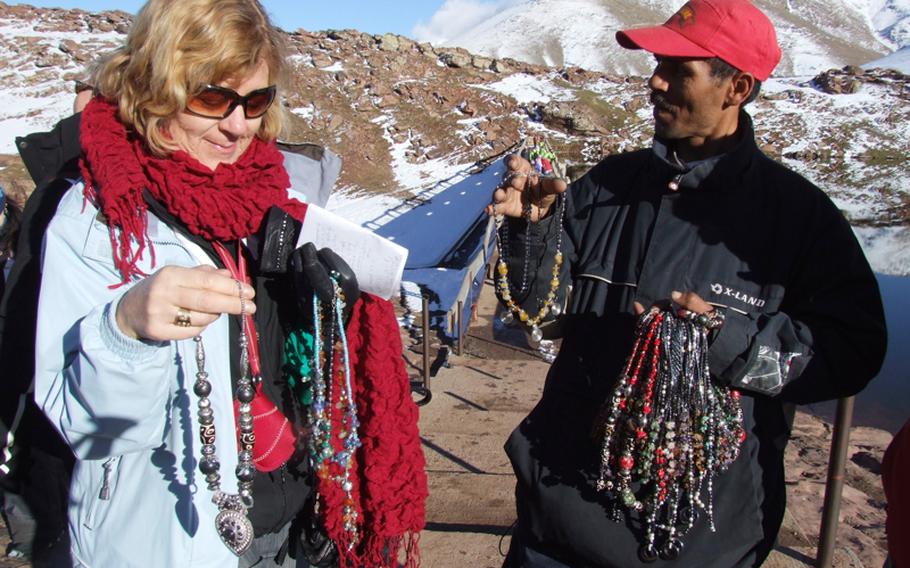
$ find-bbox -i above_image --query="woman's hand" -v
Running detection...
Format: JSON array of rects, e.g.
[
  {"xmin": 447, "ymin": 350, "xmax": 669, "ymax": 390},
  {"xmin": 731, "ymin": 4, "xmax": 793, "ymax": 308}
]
[
  {"xmin": 115, "ymin": 265, "xmax": 256, "ymax": 341},
  {"xmin": 485, "ymin": 154, "xmax": 568, "ymax": 221},
  {"xmin": 290, "ymin": 243, "xmax": 360, "ymax": 323}
]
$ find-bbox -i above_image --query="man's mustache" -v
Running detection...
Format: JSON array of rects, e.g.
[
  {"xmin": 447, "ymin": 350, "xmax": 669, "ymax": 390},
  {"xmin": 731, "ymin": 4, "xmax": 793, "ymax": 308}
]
[{"xmin": 650, "ymin": 93, "xmax": 673, "ymax": 112}]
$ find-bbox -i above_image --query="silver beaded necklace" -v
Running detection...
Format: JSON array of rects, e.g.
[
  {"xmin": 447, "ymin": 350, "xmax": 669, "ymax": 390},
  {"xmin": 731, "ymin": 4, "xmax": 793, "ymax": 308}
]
[{"xmin": 192, "ymin": 279, "xmax": 258, "ymax": 556}]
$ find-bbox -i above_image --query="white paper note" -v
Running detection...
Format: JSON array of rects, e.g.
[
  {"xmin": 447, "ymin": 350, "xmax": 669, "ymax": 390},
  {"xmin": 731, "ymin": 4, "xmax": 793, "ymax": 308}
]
[{"xmin": 297, "ymin": 204, "xmax": 408, "ymax": 300}]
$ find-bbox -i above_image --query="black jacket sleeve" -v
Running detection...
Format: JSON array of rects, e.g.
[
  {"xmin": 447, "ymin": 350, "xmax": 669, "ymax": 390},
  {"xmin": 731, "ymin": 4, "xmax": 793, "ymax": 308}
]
[{"xmin": 708, "ymin": 180, "xmax": 887, "ymax": 404}]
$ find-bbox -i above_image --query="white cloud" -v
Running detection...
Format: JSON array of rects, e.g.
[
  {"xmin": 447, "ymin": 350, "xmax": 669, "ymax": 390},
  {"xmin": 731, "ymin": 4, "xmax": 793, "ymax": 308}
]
[{"xmin": 411, "ymin": 0, "xmax": 519, "ymax": 44}]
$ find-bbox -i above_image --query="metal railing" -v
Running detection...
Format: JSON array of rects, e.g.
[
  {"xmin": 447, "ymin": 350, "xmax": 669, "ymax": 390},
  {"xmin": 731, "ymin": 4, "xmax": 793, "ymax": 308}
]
[
  {"xmin": 816, "ymin": 396, "xmax": 856, "ymax": 567},
  {"xmin": 412, "ymin": 295, "xmax": 432, "ymax": 406}
]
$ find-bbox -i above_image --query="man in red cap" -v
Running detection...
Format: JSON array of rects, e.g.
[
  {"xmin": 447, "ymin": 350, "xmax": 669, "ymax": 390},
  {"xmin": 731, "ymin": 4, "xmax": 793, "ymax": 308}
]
[{"xmin": 492, "ymin": 1, "xmax": 886, "ymax": 566}]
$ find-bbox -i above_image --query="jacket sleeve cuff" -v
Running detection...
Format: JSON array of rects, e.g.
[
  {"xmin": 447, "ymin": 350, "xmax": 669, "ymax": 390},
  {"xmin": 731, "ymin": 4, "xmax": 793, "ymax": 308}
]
[
  {"xmin": 98, "ymin": 296, "xmax": 167, "ymax": 362},
  {"xmin": 707, "ymin": 311, "xmax": 756, "ymax": 386}
]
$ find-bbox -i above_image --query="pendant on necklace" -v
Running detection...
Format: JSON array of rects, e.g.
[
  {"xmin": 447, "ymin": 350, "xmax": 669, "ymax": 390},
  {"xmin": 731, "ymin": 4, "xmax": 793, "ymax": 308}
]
[
  {"xmin": 213, "ymin": 492, "xmax": 254, "ymax": 556},
  {"xmin": 192, "ymin": 267, "xmax": 259, "ymax": 558}
]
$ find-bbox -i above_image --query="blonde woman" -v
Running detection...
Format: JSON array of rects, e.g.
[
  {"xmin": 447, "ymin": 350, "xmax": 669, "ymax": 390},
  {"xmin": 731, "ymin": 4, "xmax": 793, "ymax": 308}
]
[{"xmin": 35, "ymin": 1, "xmax": 317, "ymax": 565}]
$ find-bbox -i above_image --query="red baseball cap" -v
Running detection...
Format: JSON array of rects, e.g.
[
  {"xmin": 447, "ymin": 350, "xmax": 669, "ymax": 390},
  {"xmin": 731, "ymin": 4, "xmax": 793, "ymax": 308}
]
[{"xmin": 616, "ymin": 0, "xmax": 781, "ymax": 81}]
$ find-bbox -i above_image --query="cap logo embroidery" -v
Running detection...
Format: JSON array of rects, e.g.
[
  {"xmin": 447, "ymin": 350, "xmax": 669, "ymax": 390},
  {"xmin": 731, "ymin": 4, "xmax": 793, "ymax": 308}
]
[{"xmin": 674, "ymin": 4, "xmax": 696, "ymax": 28}]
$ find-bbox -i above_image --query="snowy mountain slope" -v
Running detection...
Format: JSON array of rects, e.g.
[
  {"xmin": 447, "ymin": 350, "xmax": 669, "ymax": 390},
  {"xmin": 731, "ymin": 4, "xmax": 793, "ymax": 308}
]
[
  {"xmin": 869, "ymin": 0, "xmax": 910, "ymax": 47},
  {"xmin": 430, "ymin": 0, "xmax": 910, "ymax": 76}
]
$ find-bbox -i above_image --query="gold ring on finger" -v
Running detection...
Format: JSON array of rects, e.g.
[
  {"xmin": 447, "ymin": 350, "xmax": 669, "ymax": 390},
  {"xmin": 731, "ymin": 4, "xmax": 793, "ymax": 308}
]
[{"xmin": 174, "ymin": 307, "xmax": 192, "ymax": 328}]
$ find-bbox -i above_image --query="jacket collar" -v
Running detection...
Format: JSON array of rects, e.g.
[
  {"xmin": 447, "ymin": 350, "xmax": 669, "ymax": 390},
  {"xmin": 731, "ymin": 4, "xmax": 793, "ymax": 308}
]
[{"xmin": 650, "ymin": 110, "xmax": 758, "ymax": 191}]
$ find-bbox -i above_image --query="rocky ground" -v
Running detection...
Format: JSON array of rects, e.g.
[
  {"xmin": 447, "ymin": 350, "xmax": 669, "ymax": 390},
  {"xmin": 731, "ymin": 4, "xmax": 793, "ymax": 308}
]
[
  {"xmin": 777, "ymin": 416, "xmax": 891, "ymax": 568},
  {"xmin": 1, "ymin": 280, "xmax": 891, "ymax": 568}
]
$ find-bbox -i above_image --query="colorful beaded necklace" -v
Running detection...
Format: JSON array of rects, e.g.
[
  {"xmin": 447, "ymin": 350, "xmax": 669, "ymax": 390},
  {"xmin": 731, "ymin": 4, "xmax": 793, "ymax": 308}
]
[
  {"xmin": 308, "ymin": 275, "xmax": 362, "ymax": 549},
  {"xmin": 493, "ymin": 137, "xmax": 567, "ymax": 343},
  {"xmin": 593, "ymin": 307, "xmax": 744, "ymax": 562}
]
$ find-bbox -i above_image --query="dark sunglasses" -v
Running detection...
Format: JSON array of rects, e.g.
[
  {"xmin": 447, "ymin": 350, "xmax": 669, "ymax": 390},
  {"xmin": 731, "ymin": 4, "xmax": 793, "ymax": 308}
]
[{"xmin": 185, "ymin": 84, "xmax": 277, "ymax": 119}]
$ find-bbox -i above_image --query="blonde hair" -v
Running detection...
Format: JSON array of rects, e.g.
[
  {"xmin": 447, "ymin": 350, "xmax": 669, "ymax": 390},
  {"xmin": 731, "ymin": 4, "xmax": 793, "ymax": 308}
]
[{"xmin": 90, "ymin": 0, "xmax": 288, "ymax": 155}]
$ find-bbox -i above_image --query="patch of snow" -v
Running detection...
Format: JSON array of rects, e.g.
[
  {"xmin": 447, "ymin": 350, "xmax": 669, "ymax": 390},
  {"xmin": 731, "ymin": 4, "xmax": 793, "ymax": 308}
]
[
  {"xmin": 325, "ymin": 187, "xmax": 404, "ymax": 226},
  {"xmin": 477, "ymin": 73, "xmax": 575, "ymax": 104},
  {"xmin": 372, "ymin": 112, "xmax": 471, "ymax": 193},
  {"xmin": 320, "ymin": 61, "xmax": 345, "ymax": 72},
  {"xmin": 869, "ymin": 0, "xmax": 910, "ymax": 47},
  {"xmin": 286, "ymin": 53, "xmax": 312, "ymax": 66},
  {"xmin": 0, "ymin": 92, "xmax": 73, "ymax": 154},
  {"xmin": 864, "ymin": 45, "xmax": 910, "ymax": 72},
  {"xmin": 0, "ymin": 21, "xmax": 122, "ymax": 43},
  {"xmin": 776, "ymin": 27, "xmax": 844, "ymax": 75},
  {"xmin": 398, "ymin": 279, "xmax": 424, "ymax": 315},
  {"xmin": 289, "ymin": 104, "xmax": 317, "ymax": 121}
]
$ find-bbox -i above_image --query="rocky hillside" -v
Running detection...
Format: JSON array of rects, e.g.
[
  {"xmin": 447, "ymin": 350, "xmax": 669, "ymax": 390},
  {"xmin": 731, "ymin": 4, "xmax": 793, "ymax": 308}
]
[{"xmin": 1, "ymin": 2, "xmax": 909, "ymax": 271}]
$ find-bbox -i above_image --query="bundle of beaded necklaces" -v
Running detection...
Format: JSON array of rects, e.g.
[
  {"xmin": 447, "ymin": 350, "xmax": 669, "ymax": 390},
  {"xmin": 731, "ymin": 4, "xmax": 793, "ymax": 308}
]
[
  {"xmin": 308, "ymin": 274, "xmax": 362, "ymax": 550},
  {"xmin": 592, "ymin": 306, "xmax": 745, "ymax": 562},
  {"xmin": 494, "ymin": 137, "xmax": 567, "ymax": 343}
]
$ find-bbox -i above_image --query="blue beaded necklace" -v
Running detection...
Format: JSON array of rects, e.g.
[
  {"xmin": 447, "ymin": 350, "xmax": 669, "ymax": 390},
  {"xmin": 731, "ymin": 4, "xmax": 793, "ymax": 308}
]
[{"xmin": 308, "ymin": 275, "xmax": 362, "ymax": 548}]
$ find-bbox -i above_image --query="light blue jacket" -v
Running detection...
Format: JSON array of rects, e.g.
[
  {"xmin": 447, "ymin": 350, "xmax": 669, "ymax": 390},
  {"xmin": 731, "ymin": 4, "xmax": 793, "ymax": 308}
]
[{"xmin": 34, "ymin": 149, "xmax": 337, "ymax": 567}]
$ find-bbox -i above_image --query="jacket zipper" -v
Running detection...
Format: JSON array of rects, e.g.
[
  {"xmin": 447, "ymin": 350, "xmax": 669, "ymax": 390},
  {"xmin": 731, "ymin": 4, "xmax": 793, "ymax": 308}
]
[
  {"xmin": 275, "ymin": 464, "xmax": 289, "ymax": 534},
  {"xmin": 99, "ymin": 457, "xmax": 118, "ymax": 500},
  {"xmin": 85, "ymin": 456, "xmax": 120, "ymax": 528},
  {"xmin": 668, "ymin": 150, "xmax": 685, "ymax": 191}
]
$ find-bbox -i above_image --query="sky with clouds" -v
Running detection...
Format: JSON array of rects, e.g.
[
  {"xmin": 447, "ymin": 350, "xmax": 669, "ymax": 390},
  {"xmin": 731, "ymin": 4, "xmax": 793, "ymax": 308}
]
[
  {"xmin": 411, "ymin": 0, "xmax": 519, "ymax": 44},
  {"xmin": 8, "ymin": 0, "xmax": 518, "ymax": 40}
]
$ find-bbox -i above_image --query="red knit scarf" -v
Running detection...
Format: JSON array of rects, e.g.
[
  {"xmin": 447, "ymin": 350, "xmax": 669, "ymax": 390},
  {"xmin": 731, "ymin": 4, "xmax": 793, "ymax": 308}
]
[
  {"xmin": 79, "ymin": 96, "xmax": 307, "ymax": 283},
  {"xmin": 322, "ymin": 294, "xmax": 427, "ymax": 567}
]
